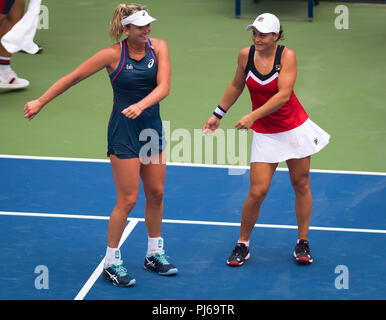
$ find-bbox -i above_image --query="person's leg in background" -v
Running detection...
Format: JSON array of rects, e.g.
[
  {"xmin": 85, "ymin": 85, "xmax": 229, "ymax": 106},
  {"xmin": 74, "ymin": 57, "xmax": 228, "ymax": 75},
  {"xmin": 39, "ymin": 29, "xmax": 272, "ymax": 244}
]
[{"xmin": 0, "ymin": 0, "xmax": 29, "ymax": 89}]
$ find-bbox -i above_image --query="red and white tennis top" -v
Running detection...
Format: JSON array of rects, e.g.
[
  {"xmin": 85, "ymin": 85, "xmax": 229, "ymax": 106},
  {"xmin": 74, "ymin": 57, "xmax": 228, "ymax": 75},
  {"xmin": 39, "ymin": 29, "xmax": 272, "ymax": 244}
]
[{"xmin": 245, "ymin": 45, "xmax": 308, "ymax": 134}]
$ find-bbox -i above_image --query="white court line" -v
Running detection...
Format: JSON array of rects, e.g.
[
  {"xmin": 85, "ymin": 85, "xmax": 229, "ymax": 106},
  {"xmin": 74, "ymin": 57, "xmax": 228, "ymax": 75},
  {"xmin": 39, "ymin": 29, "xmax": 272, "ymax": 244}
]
[
  {"xmin": 162, "ymin": 218, "xmax": 386, "ymax": 234},
  {"xmin": 1, "ymin": 210, "xmax": 385, "ymax": 300},
  {"xmin": 1, "ymin": 155, "xmax": 384, "ymax": 299},
  {"xmin": 1, "ymin": 154, "xmax": 386, "ymax": 176},
  {"xmin": 1, "ymin": 211, "xmax": 385, "ymax": 234},
  {"xmin": 74, "ymin": 218, "xmax": 140, "ymax": 300}
]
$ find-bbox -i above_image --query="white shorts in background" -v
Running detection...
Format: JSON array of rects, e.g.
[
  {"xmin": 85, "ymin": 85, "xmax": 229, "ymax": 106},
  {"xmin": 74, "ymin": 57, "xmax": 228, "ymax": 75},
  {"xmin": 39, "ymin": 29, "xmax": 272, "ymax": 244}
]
[{"xmin": 250, "ymin": 118, "xmax": 330, "ymax": 163}]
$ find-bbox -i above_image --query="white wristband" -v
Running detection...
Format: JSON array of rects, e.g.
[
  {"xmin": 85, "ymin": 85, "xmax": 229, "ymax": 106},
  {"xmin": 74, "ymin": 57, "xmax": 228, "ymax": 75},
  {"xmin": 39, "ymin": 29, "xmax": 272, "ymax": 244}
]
[{"xmin": 213, "ymin": 106, "xmax": 226, "ymax": 119}]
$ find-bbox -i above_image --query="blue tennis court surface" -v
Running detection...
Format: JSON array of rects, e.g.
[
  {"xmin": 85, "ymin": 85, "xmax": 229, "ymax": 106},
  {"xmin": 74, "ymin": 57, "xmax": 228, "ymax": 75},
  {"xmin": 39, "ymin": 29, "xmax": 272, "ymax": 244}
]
[{"xmin": 0, "ymin": 156, "xmax": 385, "ymax": 300}]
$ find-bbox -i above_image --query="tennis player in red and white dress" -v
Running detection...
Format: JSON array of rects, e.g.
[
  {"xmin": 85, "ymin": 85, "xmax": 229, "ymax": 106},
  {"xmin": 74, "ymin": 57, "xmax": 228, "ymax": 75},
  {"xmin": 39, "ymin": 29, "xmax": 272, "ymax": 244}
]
[{"xmin": 203, "ymin": 13, "xmax": 330, "ymax": 265}]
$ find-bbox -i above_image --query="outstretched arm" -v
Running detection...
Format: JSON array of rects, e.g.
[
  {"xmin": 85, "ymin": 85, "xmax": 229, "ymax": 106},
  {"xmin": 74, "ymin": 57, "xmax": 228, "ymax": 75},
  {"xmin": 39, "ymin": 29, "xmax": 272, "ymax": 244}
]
[{"xmin": 24, "ymin": 46, "xmax": 118, "ymax": 120}]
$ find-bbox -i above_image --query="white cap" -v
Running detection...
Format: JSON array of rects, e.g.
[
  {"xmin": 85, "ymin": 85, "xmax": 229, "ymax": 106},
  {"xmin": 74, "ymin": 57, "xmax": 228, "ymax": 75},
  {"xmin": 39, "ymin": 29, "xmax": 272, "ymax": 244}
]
[
  {"xmin": 121, "ymin": 10, "xmax": 157, "ymax": 27},
  {"xmin": 246, "ymin": 13, "xmax": 280, "ymax": 33}
]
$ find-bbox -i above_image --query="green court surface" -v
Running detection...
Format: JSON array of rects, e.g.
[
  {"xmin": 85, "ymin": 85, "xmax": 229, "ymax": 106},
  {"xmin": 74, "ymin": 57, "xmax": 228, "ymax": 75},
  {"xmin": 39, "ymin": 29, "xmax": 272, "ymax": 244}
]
[{"xmin": 0, "ymin": 0, "xmax": 385, "ymax": 172}]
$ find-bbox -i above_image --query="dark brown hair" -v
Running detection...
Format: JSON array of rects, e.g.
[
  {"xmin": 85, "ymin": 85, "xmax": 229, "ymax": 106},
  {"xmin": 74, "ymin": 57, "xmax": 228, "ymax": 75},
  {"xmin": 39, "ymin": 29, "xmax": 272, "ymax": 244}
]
[{"xmin": 276, "ymin": 25, "xmax": 285, "ymax": 41}]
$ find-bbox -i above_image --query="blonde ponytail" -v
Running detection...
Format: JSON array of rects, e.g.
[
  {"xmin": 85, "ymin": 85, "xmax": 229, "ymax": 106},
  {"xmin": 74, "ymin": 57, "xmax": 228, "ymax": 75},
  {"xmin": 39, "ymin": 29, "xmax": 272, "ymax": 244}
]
[{"xmin": 109, "ymin": 3, "xmax": 147, "ymax": 42}]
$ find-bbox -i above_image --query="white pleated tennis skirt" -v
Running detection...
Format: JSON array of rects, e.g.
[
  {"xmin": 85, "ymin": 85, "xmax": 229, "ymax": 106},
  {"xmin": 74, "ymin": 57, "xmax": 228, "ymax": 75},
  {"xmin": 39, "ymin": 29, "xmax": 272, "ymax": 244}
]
[{"xmin": 250, "ymin": 118, "xmax": 330, "ymax": 163}]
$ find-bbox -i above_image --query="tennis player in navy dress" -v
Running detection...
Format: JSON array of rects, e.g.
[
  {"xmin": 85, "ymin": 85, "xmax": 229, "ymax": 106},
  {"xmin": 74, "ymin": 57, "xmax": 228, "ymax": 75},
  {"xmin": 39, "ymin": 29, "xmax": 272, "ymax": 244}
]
[{"xmin": 24, "ymin": 3, "xmax": 178, "ymax": 287}]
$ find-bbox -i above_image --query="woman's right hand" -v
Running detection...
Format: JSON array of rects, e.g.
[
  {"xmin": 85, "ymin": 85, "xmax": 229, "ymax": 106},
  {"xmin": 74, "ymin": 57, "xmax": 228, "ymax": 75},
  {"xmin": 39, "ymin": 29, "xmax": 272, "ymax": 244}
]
[
  {"xmin": 202, "ymin": 114, "xmax": 220, "ymax": 136},
  {"xmin": 24, "ymin": 99, "xmax": 45, "ymax": 121}
]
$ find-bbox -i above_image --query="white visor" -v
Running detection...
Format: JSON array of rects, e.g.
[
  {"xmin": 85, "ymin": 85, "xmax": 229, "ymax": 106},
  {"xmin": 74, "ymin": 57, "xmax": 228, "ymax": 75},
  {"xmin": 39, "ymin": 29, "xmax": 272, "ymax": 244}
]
[
  {"xmin": 246, "ymin": 13, "xmax": 280, "ymax": 33},
  {"xmin": 121, "ymin": 10, "xmax": 157, "ymax": 27}
]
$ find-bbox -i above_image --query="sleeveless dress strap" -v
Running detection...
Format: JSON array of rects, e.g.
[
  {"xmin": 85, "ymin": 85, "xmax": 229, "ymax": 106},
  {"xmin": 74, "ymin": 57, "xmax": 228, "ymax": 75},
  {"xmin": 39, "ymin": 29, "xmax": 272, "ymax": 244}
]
[
  {"xmin": 147, "ymin": 38, "xmax": 158, "ymax": 64},
  {"xmin": 245, "ymin": 45, "xmax": 255, "ymax": 75},
  {"xmin": 273, "ymin": 45, "xmax": 285, "ymax": 72}
]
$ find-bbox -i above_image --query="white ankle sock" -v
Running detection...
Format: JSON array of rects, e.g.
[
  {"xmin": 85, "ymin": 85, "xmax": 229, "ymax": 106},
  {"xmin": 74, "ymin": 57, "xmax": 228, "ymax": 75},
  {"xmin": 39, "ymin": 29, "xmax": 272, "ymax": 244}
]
[
  {"xmin": 104, "ymin": 247, "xmax": 121, "ymax": 268},
  {"xmin": 237, "ymin": 240, "xmax": 250, "ymax": 247},
  {"xmin": 0, "ymin": 57, "xmax": 11, "ymax": 73},
  {"xmin": 147, "ymin": 236, "xmax": 163, "ymax": 256}
]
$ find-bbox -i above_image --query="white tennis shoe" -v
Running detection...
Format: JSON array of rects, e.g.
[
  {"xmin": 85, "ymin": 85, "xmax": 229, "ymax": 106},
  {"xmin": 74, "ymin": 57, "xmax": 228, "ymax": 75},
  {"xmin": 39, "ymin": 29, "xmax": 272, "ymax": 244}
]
[{"xmin": 0, "ymin": 69, "xmax": 29, "ymax": 89}]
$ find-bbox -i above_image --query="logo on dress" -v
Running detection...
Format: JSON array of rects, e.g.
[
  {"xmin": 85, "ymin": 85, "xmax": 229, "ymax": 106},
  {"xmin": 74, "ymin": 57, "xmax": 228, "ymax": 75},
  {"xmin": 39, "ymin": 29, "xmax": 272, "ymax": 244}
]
[
  {"xmin": 148, "ymin": 59, "xmax": 154, "ymax": 68},
  {"xmin": 126, "ymin": 63, "xmax": 133, "ymax": 70},
  {"xmin": 275, "ymin": 64, "xmax": 281, "ymax": 71},
  {"xmin": 314, "ymin": 138, "xmax": 319, "ymax": 145}
]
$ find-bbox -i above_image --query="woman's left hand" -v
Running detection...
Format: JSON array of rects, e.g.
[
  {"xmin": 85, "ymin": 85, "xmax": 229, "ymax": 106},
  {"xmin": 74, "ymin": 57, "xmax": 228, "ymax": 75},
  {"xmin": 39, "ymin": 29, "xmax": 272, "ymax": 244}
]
[
  {"xmin": 235, "ymin": 113, "xmax": 254, "ymax": 130},
  {"xmin": 121, "ymin": 104, "xmax": 143, "ymax": 119}
]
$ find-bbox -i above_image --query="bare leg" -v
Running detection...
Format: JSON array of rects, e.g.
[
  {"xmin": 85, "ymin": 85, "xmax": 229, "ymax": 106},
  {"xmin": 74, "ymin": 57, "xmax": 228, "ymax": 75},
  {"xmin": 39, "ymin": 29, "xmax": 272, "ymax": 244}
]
[
  {"xmin": 140, "ymin": 151, "xmax": 166, "ymax": 238},
  {"xmin": 239, "ymin": 162, "xmax": 278, "ymax": 242},
  {"xmin": 286, "ymin": 156, "xmax": 312, "ymax": 240},
  {"xmin": 0, "ymin": 0, "xmax": 25, "ymax": 57},
  {"xmin": 140, "ymin": 151, "xmax": 177, "ymax": 274},
  {"xmin": 108, "ymin": 155, "xmax": 141, "ymax": 248}
]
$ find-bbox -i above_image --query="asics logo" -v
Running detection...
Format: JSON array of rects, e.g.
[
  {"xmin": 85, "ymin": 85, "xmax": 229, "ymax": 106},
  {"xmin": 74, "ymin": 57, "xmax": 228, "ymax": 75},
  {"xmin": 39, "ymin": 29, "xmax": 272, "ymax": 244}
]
[
  {"xmin": 145, "ymin": 257, "xmax": 156, "ymax": 267},
  {"xmin": 105, "ymin": 270, "xmax": 118, "ymax": 283},
  {"xmin": 148, "ymin": 59, "xmax": 154, "ymax": 68}
]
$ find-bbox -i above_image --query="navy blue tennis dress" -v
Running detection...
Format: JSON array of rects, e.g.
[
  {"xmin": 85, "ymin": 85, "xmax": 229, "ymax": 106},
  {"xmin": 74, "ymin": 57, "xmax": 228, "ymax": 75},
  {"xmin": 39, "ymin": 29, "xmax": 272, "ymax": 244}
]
[{"xmin": 107, "ymin": 39, "xmax": 165, "ymax": 159}]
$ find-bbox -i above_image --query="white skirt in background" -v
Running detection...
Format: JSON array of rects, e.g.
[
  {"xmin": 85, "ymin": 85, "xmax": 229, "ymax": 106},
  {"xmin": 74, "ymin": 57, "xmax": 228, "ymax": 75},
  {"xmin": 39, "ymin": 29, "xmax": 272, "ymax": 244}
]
[{"xmin": 250, "ymin": 118, "xmax": 330, "ymax": 163}]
